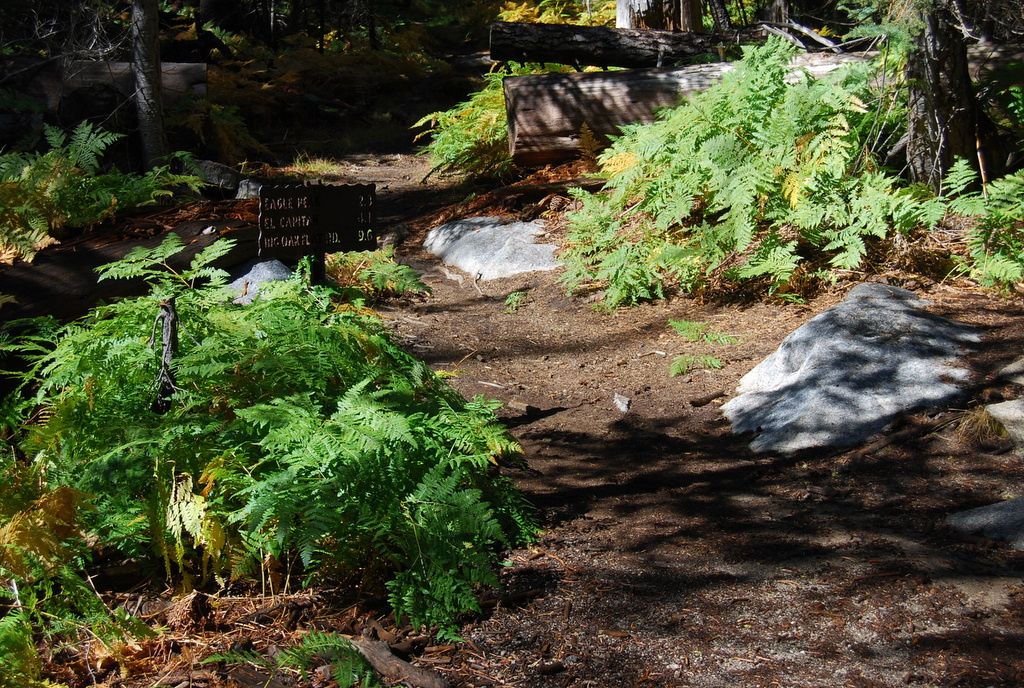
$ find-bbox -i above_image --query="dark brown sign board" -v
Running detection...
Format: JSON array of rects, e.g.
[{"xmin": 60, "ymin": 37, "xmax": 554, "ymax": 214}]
[{"xmin": 258, "ymin": 182, "xmax": 376, "ymax": 284}]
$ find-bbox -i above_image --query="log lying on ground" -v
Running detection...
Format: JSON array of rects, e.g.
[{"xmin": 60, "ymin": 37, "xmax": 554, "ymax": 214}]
[
  {"xmin": 505, "ymin": 52, "xmax": 871, "ymax": 167},
  {"xmin": 490, "ymin": 21, "xmax": 764, "ymax": 68},
  {"xmin": 28, "ymin": 61, "xmax": 207, "ymax": 116}
]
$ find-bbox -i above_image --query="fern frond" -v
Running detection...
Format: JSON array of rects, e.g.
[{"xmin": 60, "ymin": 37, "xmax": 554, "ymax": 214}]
[{"xmin": 66, "ymin": 121, "xmax": 122, "ymax": 174}]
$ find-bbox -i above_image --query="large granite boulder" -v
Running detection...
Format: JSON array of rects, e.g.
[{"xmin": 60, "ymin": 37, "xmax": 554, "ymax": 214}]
[
  {"xmin": 722, "ymin": 284, "xmax": 980, "ymax": 453},
  {"xmin": 424, "ymin": 216, "xmax": 561, "ymax": 280},
  {"xmin": 948, "ymin": 498, "xmax": 1024, "ymax": 549}
]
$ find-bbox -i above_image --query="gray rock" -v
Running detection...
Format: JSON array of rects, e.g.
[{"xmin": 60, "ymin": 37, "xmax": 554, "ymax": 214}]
[
  {"xmin": 235, "ymin": 179, "xmax": 262, "ymax": 200},
  {"xmin": 195, "ymin": 159, "xmax": 243, "ymax": 192},
  {"xmin": 722, "ymin": 283, "xmax": 980, "ymax": 453},
  {"xmin": 228, "ymin": 259, "xmax": 293, "ymax": 304},
  {"xmin": 996, "ymin": 357, "xmax": 1024, "ymax": 385},
  {"xmin": 947, "ymin": 497, "xmax": 1024, "ymax": 549},
  {"xmin": 378, "ymin": 222, "xmax": 409, "ymax": 248},
  {"xmin": 985, "ymin": 399, "xmax": 1024, "ymax": 455},
  {"xmin": 423, "ymin": 217, "xmax": 561, "ymax": 281}
]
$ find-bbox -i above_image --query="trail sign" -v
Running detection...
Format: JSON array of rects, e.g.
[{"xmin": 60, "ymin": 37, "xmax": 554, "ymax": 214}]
[{"xmin": 258, "ymin": 182, "xmax": 376, "ymax": 284}]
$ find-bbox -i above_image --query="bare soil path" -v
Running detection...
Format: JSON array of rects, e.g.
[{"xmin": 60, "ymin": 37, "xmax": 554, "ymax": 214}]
[{"xmin": 375, "ymin": 155, "xmax": 1024, "ymax": 687}]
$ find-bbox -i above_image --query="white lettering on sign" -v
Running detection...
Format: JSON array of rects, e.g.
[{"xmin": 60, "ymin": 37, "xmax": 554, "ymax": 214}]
[
  {"xmin": 262, "ymin": 195, "xmax": 312, "ymax": 211},
  {"xmin": 261, "ymin": 215, "xmax": 314, "ymax": 231},
  {"xmin": 261, "ymin": 234, "xmax": 315, "ymax": 248}
]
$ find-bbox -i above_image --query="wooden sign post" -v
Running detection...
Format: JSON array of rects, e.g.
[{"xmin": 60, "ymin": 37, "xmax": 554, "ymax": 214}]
[{"xmin": 258, "ymin": 182, "xmax": 376, "ymax": 285}]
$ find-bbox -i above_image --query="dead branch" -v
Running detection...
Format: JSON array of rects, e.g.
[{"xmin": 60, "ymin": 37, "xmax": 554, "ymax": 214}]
[{"xmin": 353, "ymin": 638, "xmax": 450, "ymax": 688}]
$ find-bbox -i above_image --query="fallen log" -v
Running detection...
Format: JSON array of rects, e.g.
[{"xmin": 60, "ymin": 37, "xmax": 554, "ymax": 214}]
[
  {"xmin": 490, "ymin": 176, "xmax": 606, "ymax": 198},
  {"xmin": 27, "ymin": 60, "xmax": 207, "ymax": 117},
  {"xmin": 504, "ymin": 52, "xmax": 872, "ymax": 167},
  {"xmin": 490, "ymin": 21, "xmax": 764, "ymax": 68}
]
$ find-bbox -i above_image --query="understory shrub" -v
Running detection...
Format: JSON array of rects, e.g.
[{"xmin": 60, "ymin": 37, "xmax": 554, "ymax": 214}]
[
  {"xmin": 0, "ymin": 455, "xmax": 152, "ymax": 686},
  {"xmin": 944, "ymin": 159, "xmax": 1024, "ymax": 288},
  {"xmin": 1, "ymin": 236, "xmax": 535, "ymax": 638},
  {"xmin": 0, "ymin": 121, "xmax": 203, "ymax": 264},
  {"xmin": 414, "ymin": 62, "xmax": 569, "ymax": 181},
  {"xmin": 497, "ymin": 0, "xmax": 616, "ymax": 25},
  {"xmin": 559, "ymin": 38, "xmax": 948, "ymax": 307}
]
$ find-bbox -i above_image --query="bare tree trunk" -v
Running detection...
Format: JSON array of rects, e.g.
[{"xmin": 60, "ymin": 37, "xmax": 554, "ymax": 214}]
[
  {"xmin": 317, "ymin": 0, "xmax": 326, "ymax": 53},
  {"xmin": 617, "ymin": 0, "xmax": 657, "ymax": 28},
  {"xmin": 131, "ymin": 0, "xmax": 167, "ymax": 170},
  {"xmin": 677, "ymin": 0, "xmax": 704, "ymax": 32},
  {"xmin": 617, "ymin": 0, "xmax": 704, "ymax": 31},
  {"xmin": 905, "ymin": 3, "xmax": 977, "ymax": 192},
  {"xmin": 150, "ymin": 297, "xmax": 179, "ymax": 415},
  {"xmin": 760, "ymin": 0, "xmax": 789, "ymax": 23},
  {"xmin": 708, "ymin": 0, "xmax": 732, "ymax": 32}
]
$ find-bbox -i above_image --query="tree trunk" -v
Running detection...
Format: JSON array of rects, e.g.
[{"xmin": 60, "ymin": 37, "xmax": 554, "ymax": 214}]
[
  {"xmin": 490, "ymin": 22, "xmax": 762, "ymax": 69},
  {"xmin": 131, "ymin": 0, "xmax": 168, "ymax": 170},
  {"xmin": 677, "ymin": 0, "xmax": 704, "ymax": 33},
  {"xmin": 759, "ymin": 0, "xmax": 789, "ymax": 23},
  {"xmin": 708, "ymin": 0, "xmax": 732, "ymax": 32},
  {"xmin": 150, "ymin": 297, "xmax": 179, "ymax": 415},
  {"xmin": 905, "ymin": 3, "xmax": 977, "ymax": 192},
  {"xmin": 617, "ymin": 0, "xmax": 657, "ymax": 29},
  {"xmin": 617, "ymin": 0, "xmax": 704, "ymax": 31}
]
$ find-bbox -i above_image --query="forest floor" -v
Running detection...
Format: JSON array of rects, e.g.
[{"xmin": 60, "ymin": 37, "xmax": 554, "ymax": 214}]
[
  {"xmin": 377, "ymin": 155, "xmax": 1024, "ymax": 688},
  {"xmin": 9, "ymin": 151, "xmax": 1024, "ymax": 688}
]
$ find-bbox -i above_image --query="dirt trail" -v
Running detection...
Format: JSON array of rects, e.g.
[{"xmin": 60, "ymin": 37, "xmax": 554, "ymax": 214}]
[{"xmin": 369, "ymin": 155, "xmax": 1024, "ymax": 687}]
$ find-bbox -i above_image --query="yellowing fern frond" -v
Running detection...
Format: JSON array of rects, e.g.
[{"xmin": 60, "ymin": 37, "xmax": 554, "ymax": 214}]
[
  {"xmin": 600, "ymin": 151, "xmax": 639, "ymax": 178},
  {"xmin": 0, "ymin": 485, "xmax": 90, "ymax": 580}
]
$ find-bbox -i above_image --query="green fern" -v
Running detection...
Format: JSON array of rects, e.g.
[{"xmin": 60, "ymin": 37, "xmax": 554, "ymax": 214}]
[
  {"xmin": 207, "ymin": 631, "xmax": 377, "ymax": 687},
  {"xmin": 0, "ymin": 121, "xmax": 204, "ymax": 262},
  {"xmin": 45, "ymin": 120, "xmax": 122, "ymax": 175},
  {"xmin": 670, "ymin": 354, "xmax": 724, "ymax": 376},
  {"xmin": 667, "ymin": 319, "xmax": 734, "ymax": 377},
  {"xmin": 327, "ymin": 247, "xmax": 430, "ymax": 303},
  {"xmin": 561, "ymin": 38, "xmax": 941, "ymax": 305},
  {"xmin": 668, "ymin": 319, "xmax": 738, "ymax": 345},
  {"xmin": 0, "ymin": 608, "xmax": 42, "ymax": 688},
  {"xmin": 414, "ymin": 62, "xmax": 569, "ymax": 181},
  {"xmin": 6, "ymin": 235, "xmax": 536, "ymax": 638},
  {"xmin": 503, "ymin": 289, "xmax": 530, "ymax": 313},
  {"xmin": 0, "ymin": 456, "xmax": 150, "ymax": 683},
  {"xmin": 945, "ymin": 159, "xmax": 1024, "ymax": 287}
]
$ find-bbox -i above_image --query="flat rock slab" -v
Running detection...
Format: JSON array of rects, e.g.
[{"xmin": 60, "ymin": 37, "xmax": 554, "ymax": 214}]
[
  {"xmin": 423, "ymin": 217, "xmax": 560, "ymax": 281},
  {"xmin": 948, "ymin": 498, "xmax": 1024, "ymax": 549},
  {"xmin": 722, "ymin": 283, "xmax": 980, "ymax": 453}
]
